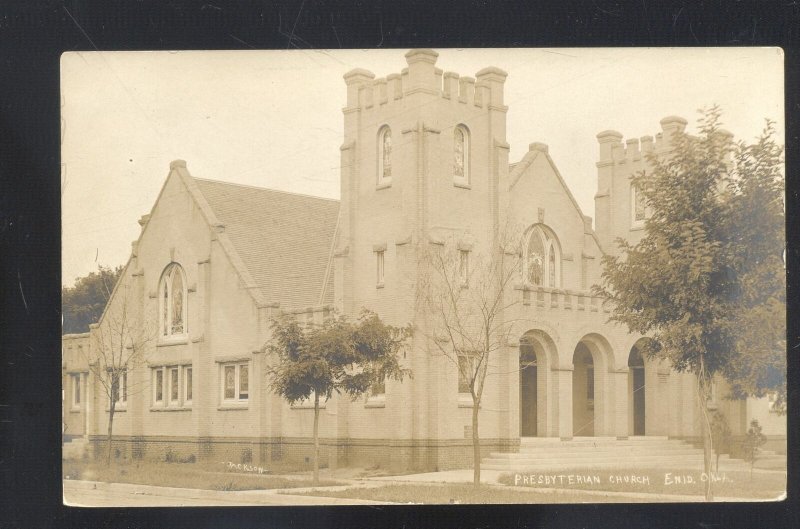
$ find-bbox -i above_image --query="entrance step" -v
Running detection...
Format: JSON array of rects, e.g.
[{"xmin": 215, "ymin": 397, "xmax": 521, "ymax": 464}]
[{"xmin": 483, "ymin": 436, "xmax": 707, "ymax": 471}]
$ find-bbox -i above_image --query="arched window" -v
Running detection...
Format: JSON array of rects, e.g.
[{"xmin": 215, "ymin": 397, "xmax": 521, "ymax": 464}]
[
  {"xmin": 378, "ymin": 126, "xmax": 392, "ymax": 185},
  {"xmin": 524, "ymin": 225, "xmax": 561, "ymax": 288},
  {"xmin": 159, "ymin": 263, "xmax": 187, "ymax": 338},
  {"xmin": 454, "ymin": 125, "xmax": 470, "ymax": 185}
]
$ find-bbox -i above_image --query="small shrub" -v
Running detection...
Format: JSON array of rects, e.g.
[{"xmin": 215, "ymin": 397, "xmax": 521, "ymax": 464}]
[
  {"xmin": 180, "ymin": 454, "xmax": 196, "ymax": 464},
  {"xmin": 164, "ymin": 447, "xmax": 178, "ymax": 463},
  {"xmin": 241, "ymin": 448, "xmax": 253, "ymax": 465}
]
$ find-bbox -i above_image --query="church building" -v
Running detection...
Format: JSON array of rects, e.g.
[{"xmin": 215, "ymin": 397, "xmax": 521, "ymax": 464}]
[{"xmin": 62, "ymin": 49, "xmax": 784, "ymax": 471}]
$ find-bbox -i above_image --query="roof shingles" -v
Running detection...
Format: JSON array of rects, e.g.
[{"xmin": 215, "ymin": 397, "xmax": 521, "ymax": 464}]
[{"xmin": 193, "ymin": 178, "xmax": 339, "ymax": 310}]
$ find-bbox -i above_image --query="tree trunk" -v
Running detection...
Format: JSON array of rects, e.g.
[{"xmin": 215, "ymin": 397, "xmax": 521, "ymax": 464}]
[
  {"xmin": 472, "ymin": 396, "xmax": 481, "ymax": 488},
  {"xmin": 313, "ymin": 391, "xmax": 320, "ymax": 487},
  {"xmin": 697, "ymin": 364, "xmax": 714, "ymax": 501},
  {"xmin": 106, "ymin": 402, "xmax": 115, "ymax": 467}
]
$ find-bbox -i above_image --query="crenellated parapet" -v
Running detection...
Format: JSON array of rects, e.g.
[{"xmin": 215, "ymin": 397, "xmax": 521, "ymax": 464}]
[
  {"xmin": 596, "ymin": 115, "xmax": 690, "ymax": 168},
  {"xmin": 342, "ymin": 49, "xmax": 508, "ymax": 113}
]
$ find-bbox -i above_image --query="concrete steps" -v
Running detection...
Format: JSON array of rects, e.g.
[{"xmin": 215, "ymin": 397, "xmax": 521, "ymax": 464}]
[{"xmin": 482, "ymin": 436, "xmax": 708, "ymax": 471}]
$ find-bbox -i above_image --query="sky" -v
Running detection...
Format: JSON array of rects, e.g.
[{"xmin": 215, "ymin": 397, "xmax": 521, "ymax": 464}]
[{"xmin": 61, "ymin": 48, "xmax": 784, "ymax": 287}]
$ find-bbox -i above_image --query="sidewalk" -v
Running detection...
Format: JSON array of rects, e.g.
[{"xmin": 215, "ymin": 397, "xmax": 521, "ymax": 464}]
[{"xmin": 63, "ymin": 479, "xmax": 395, "ymax": 507}]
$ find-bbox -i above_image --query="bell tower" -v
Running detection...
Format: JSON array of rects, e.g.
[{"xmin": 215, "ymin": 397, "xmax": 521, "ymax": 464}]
[{"xmin": 334, "ymin": 49, "xmax": 510, "ymax": 325}]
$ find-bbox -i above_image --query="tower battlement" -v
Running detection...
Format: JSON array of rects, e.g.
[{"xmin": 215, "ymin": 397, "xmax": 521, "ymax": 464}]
[
  {"xmin": 342, "ymin": 49, "xmax": 508, "ymax": 112},
  {"xmin": 595, "ymin": 115, "xmax": 689, "ymax": 167}
]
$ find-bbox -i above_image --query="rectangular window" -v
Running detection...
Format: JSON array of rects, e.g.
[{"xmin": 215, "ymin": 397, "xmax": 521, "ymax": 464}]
[
  {"xmin": 71, "ymin": 374, "xmax": 81, "ymax": 408},
  {"xmin": 239, "ymin": 364, "xmax": 249, "ymax": 400},
  {"xmin": 376, "ymin": 250, "xmax": 385, "ymax": 286},
  {"xmin": 184, "ymin": 366, "xmax": 193, "ymax": 404},
  {"xmin": 371, "ymin": 377, "xmax": 386, "ymax": 397},
  {"xmin": 118, "ymin": 370, "xmax": 127, "ymax": 404},
  {"xmin": 459, "ymin": 250, "xmax": 469, "ymax": 287},
  {"xmin": 154, "ymin": 368, "xmax": 164, "ymax": 403},
  {"xmin": 222, "ymin": 362, "xmax": 249, "ymax": 403},
  {"xmin": 458, "ymin": 355, "xmax": 474, "ymax": 394},
  {"xmin": 169, "ymin": 367, "xmax": 180, "ymax": 404}
]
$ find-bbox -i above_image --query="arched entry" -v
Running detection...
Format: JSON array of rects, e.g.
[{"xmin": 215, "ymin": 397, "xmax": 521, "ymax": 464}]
[
  {"xmin": 629, "ymin": 345, "xmax": 646, "ymax": 436},
  {"xmin": 572, "ymin": 344, "xmax": 595, "ymax": 436},
  {"xmin": 518, "ymin": 330, "xmax": 554, "ymax": 437}
]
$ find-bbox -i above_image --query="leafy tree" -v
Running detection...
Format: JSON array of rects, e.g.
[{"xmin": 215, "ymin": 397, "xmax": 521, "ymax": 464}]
[
  {"xmin": 85, "ymin": 283, "xmax": 156, "ymax": 466},
  {"xmin": 721, "ymin": 120, "xmax": 786, "ymax": 413},
  {"xmin": 594, "ymin": 107, "xmax": 784, "ymax": 501},
  {"xmin": 265, "ymin": 310, "xmax": 411, "ymax": 485},
  {"xmin": 743, "ymin": 419, "xmax": 767, "ymax": 480},
  {"xmin": 62, "ymin": 264, "xmax": 124, "ymax": 334},
  {"xmin": 417, "ymin": 229, "xmax": 520, "ymax": 488}
]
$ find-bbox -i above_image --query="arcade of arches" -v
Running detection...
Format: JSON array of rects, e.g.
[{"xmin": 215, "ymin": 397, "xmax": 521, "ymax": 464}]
[{"xmin": 517, "ymin": 331, "xmax": 660, "ymax": 438}]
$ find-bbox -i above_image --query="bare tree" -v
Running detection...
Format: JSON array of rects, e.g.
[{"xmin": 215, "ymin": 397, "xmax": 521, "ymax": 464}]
[
  {"xmin": 418, "ymin": 227, "xmax": 521, "ymax": 487},
  {"xmin": 84, "ymin": 283, "xmax": 155, "ymax": 465}
]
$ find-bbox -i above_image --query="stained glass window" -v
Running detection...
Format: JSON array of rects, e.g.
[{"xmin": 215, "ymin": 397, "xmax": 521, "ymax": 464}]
[
  {"xmin": 155, "ymin": 369, "xmax": 164, "ymax": 402},
  {"xmin": 224, "ymin": 365, "xmax": 235, "ymax": 400},
  {"xmin": 170, "ymin": 367, "xmax": 179, "ymax": 402},
  {"xmin": 185, "ymin": 367, "xmax": 192, "ymax": 402},
  {"xmin": 527, "ymin": 231, "xmax": 544, "ymax": 286},
  {"xmin": 379, "ymin": 127, "xmax": 392, "ymax": 181},
  {"xmin": 548, "ymin": 244, "xmax": 556, "ymax": 287},
  {"xmin": 454, "ymin": 128, "xmax": 465, "ymax": 178},
  {"xmin": 160, "ymin": 264, "xmax": 187, "ymax": 338},
  {"xmin": 239, "ymin": 365, "xmax": 249, "ymax": 400}
]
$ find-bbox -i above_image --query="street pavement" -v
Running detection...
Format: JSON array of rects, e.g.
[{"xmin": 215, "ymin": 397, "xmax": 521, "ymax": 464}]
[{"xmin": 63, "ymin": 479, "xmax": 394, "ymax": 507}]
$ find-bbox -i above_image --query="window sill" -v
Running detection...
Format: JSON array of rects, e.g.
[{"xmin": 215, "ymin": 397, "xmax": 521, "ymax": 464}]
[
  {"xmin": 630, "ymin": 223, "xmax": 645, "ymax": 231},
  {"xmin": 376, "ymin": 181, "xmax": 392, "ymax": 190},
  {"xmin": 218, "ymin": 403, "xmax": 248, "ymax": 411},
  {"xmin": 69, "ymin": 408, "xmax": 81, "ymax": 414},
  {"xmin": 105, "ymin": 407, "xmax": 127, "ymax": 413},
  {"xmin": 157, "ymin": 337, "xmax": 189, "ymax": 347},
  {"xmin": 453, "ymin": 181, "xmax": 471, "ymax": 190},
  {"xmin": 365, "ymin": 397, "xmax": 386, "ymax": 408},
  {"xmin": 376, "ymin": 282, "xmax": 385, "ymax": 289},
  {"xmin": 150, "ymin": 406, "xmax": 191, "ymax": 412},
  {"xmin": 458, "ymin": 395, "xmax": 475, "ymax": 408}
]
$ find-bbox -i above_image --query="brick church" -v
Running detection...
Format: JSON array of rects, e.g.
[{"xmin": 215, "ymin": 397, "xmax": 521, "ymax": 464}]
[{"xmin": 62, "ymin": 49, "xmax": 784, "ymax": 471}]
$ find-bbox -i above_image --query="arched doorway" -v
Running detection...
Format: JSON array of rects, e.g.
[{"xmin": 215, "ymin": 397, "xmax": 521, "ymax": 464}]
[
  {"xmin": 518, "ymin": 331, "xmax": 553, "ymax": 437},
  {"xmin": 628, "ymin": 346, "xmax": 646, "ymax": 436},
  {"xmin": 572, "ymin": 343, "xmax": 595, "ymax": 436}
]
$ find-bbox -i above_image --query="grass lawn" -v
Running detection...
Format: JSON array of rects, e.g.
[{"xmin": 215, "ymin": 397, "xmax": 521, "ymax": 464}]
[
  {"xmin": 497, "ymin": 468, "xmax": 785, "ymax": 500},
  {"xmin": 63, "ymin": 459, "xmax": 343, "ymax": 491},
  {"xmin": 289, "ymin": 483, "xmax": 669, "ymax": 504}
]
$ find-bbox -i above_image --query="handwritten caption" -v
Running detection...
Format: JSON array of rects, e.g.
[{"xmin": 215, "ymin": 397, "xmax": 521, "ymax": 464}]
[
  {"xmin": 513, "ymin": 471, "xmax": 731, "ymax": 488},
  {"xmin": 220, "ymin": 461, "xmax": 268, "ymax": 474}
]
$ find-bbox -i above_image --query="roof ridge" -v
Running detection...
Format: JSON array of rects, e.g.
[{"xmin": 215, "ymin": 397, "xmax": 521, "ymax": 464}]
[{"xmin": 192, "ymin": 177, "xmax": 340, "ymax": 203}]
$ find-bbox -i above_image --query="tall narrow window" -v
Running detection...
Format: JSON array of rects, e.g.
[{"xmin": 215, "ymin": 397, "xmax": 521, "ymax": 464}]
[
  {"xmin": 548, "ymin": 243, "xmax": 556, "ymax": 287},
  {"xmin": 454, "ymin": 125, "xmax": 470, "ymax": 185},
  {"xmin": 239, "ymin": 364, "xmax": 249, "ymax": 400},
  {"xmin": 378, "ymin": 126, "xmax": 392, "ymax": 186},
  {"xmin": 224, "ymin": 365, "xmax": 236, "ymax": 400},
  {"xmin": 184, "ymin": 366, "xmax": 193, "ymax": 404},
  {"xmin": 117, "ymin": 370, "xmax": 127, "ymax": 405},
  {"xmin": 159, "ymin": 264, "xmax": 187, "ymax": 339},
  {"xmin": 526, "ymin": 230, "xmax": 545, "ymax": 286},
  {"xmin": 71, "ymin": 374, "xmax": 81, "ymax": 408},
  {"xmin": 459, "ymin": 250, "xmax": 469, "ymax": 287},
  {"xmin": 458, "ymin": 354, "xmax": 474, "ymax": 394},
  {"xmin": 632, "ymin": 184, "xmax": 646, "ymax": 224},
  {"xmin": 376, "ymin": 250, "xmax": 385, "ymax": 286},
  {"xmin": 154, "ymin": 368, "xmax": 164, "ymax": 403},
  {"xmin": 169, "ymin": 367, "xmax": 179, "ymax": 404}
]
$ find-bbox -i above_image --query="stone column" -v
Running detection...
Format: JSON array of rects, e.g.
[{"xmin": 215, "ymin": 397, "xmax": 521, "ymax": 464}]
[
  {"xmin": 611, "ymin": 369, "xmax": 629, "ymax": 438},
  {"xmin": 554, "ymin": 367, "xmax": 573, "ymax": 439}
]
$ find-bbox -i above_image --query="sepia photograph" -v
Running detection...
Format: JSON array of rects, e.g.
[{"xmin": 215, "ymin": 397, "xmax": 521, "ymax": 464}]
[{"xmin": 60, "ymin": 47, "xmax": 786, "ymax": 506}]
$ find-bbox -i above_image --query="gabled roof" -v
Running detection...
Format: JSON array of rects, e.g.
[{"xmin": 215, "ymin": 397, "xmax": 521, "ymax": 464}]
[{"xmin": 192, "ymin": 178, "xmax": 339, "ymax": 310}]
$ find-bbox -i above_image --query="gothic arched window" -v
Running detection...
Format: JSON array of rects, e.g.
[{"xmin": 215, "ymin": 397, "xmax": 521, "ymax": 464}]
[
  {"xmin": 524, "ymin": 225, "xmax": 561, "ymax": 288},
  {"xmin": 378, "ymin": 126, "xmax": 392, "ymax": 185},
  {"xmin": 454, "ymin": 125, "xmax": 470, "ymax": 185},
  {"xmin": 159, "ymin": 263, "xmax": 187, "ymax": 338}
]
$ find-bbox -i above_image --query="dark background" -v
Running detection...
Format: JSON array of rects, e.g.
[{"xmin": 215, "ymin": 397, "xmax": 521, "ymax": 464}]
[{"xmin": 0, "ymin": 1, "xmax": 798, "ymax": 527}]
